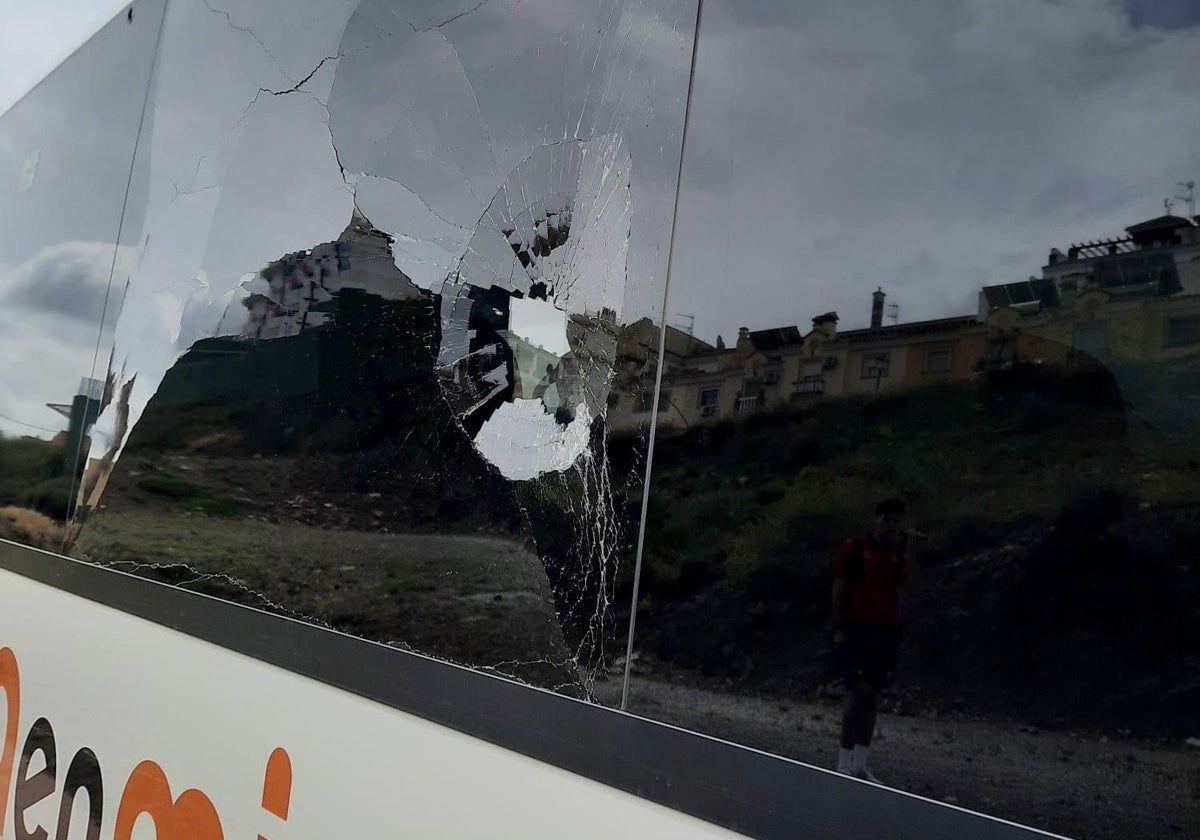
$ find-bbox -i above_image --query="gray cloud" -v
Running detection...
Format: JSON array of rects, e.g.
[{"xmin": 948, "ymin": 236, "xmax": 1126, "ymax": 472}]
[
  {"xmin": 2, "ymin": 241, "xmax": 125, "ymax": 323},
  {"xmin": 669, "ymin": 0, "xmax": 1200, "ymax": 341},
  {"xmin": 0, "ymin": 240, "xmax": 129, "ymax": 437}
]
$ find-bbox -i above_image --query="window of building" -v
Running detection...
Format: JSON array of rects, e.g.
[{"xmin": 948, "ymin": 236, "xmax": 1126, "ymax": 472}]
[
  {"xmin": 735, "ymin": 379, "xmax": 763, "ymax": 413},
  {"xmin": 794, "ymin": 360, "xmax": 824, "ymax": 395},
  {"xmin": 1166, "ymin": 316, "xmax": 1200, "ymax": 348},
  {"xmin": 860, "ymin": 352, "xmax": 890, "ymax": 379},
  {"xmin": 764, "ymin": 368, "xmax": 781, "ymax": 385},
  {"xmin": 698, "ymin": 387, "xmax": 719, "ymax": 408},
  {"xmin": 924, "ymin": 348, "xmax": 951, "ymax": 374}
]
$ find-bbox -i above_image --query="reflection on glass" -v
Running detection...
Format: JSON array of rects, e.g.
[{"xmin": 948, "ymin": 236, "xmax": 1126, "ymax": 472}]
[
  {"xmin": 25, "ymin": 0, "xmax": 701, "ymax": 697},
  {"xmin": 619, "ymin": 2, "xmax": 1200, "ymax": 838},
  {"xmin": 437, "ymin": 138, "xmax": 629, "ymax": 480},
  {"xmin": 11, "ymin": 0, "xmax": 1198, "ymax": 836},
  {"xmin": 0, "ymin": 4, "xmax": 164, "ymax": 554}
]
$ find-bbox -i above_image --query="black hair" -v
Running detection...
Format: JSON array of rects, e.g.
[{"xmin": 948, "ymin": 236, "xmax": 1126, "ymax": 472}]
[{"xmin": 875, "ymin": 497, "xmax": 906, "ymax": 517}]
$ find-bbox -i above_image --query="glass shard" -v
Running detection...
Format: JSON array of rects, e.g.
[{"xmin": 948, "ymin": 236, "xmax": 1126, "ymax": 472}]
[{"xmin": 38, "ymin": 0, "xmax": 698, "ymax": 697}]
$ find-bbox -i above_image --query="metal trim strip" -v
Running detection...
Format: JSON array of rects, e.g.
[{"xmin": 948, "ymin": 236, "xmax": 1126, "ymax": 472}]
[{"xmin": 0, "ymin": 538, "xmax": 1061, "ymax": 839}]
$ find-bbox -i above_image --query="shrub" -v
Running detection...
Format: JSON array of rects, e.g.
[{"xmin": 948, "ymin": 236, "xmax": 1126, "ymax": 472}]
[
  {"xmin": 137, "ymin": 475, "xmax": 201, "ymax": 500},
  {"xmin": 194, "ymin": 496, "xmax": 243, "ymax": 516},
  {"xmin": 0, "ymin": 506, "xmax": 63, "ymax": 551}
]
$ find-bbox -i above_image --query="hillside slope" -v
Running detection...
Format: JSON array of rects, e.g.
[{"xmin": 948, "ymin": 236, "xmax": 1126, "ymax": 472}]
[{"xmin": 628, "ymin": 364, "xmax": 1200, "ymax": 735}]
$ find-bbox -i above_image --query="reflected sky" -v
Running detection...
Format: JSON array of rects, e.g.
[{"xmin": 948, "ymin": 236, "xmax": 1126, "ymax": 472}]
[
  {"xmin": 667, "ymin": 0, "xmax": 1200, "ymax": 342},
  {"xmin": 0, "ymin": 1, "xmax": 129, "ymax": 113},
  {"xmin": 8, "ymin": 0, "xmax": 1197, "ymax": 442},
  {"xmin": 84, "ymin": 0, "xmax": 694, "ymax": 488},
  {"xmin": 1, "ymin": 0, "xmax": 1195, "ymax": 539},
  {"xmin": 0, "ymin": 4, "xmax": 161, "ymax": 439}
]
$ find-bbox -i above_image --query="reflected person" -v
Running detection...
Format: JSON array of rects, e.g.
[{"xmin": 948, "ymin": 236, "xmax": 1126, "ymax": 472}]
[
  {"xmin": 531, "ymin": 363, "xmax": 557, "ymax": 400},
  {"xmin": 831, "ymin": 498, "xmax": 922, "ymax": 782}
]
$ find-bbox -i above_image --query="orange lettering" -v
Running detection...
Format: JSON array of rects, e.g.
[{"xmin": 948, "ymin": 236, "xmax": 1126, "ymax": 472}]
[
  {"xmin": 0, "ymin": 648, "xmax": 20, "ymax": 838},
  {"xmin": 114, "ymin": 761, "xmax": 223, "ymax": 840},
  {"xmin": 257, "ymin": 748, "xmax": 291, "ymax": 840}
]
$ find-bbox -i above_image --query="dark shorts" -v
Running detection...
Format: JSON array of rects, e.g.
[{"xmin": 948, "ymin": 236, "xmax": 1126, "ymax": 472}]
[{"xmin": 841, "ymin": 622, "xmax": 900, "ymax": 691}]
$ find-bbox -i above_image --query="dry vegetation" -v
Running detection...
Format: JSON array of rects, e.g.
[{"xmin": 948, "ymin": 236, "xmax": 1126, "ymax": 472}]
[{"xmin": 0, "ymin": 506, "xmax": 63, "ymax": 551}]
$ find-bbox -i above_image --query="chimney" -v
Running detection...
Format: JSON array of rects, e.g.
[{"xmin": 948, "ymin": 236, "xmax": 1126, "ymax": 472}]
[
  {"xmin": 871, "ymin": 288, "xmax": 886, "ymax": 329},
  {"xmin": 811, "ymin": 311, "xmax": 838, "ymax": 340}
]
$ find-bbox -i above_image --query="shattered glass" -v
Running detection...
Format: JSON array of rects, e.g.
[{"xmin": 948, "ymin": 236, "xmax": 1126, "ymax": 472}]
[
  {"xmin": 436, "ymin": 137, "xmax": 630, "ymax": 480},
  {"xmin": 13, "ymin": 0, "xmax": 698, "ymax": 697}
]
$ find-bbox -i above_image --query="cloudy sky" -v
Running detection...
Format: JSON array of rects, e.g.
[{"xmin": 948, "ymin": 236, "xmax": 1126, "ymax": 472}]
[
  {"xmin": 0, "ymin": 1, "xmax": 127, "ymax": 115},
  {"xmin": 2, "ymin": 0, "xmax": 1199, "ymax": 442},
  {"xmin": 0, "ymin": 1, "xmax": 139, "ymax": 438},
  {"xmin": 670, "ymin": 0, "xmax": 1200, "ymax": 342}
]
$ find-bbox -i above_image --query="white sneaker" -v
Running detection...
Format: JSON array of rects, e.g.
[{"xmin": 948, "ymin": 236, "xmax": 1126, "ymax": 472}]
[{"xmin": 854, "ymin": 767, "xmax": 881, "ymax": 784}]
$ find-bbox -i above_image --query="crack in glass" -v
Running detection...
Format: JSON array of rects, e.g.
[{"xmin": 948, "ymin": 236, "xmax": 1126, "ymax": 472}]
[
  {"xmin": 47, "ymin": 0, "xmax": 696, "ymax": 696},
  {"xmin": 437, "ymin": 136, "xmax": 631, "ymax": 480}
]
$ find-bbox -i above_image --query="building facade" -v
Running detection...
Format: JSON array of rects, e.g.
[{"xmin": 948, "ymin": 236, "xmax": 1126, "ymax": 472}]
[
  {"xmin": 618, "ymin": 289, "xmax": 1033, "ymax": 432},
  {"xmin": 982, "ymin": 213, "xmax": 1200, "ymax": 366}
]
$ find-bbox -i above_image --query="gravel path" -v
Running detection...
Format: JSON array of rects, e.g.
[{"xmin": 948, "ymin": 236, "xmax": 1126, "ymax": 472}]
[{"xmin": 595, "ymin": 674, "xmax": 1199, "ymax": 840}]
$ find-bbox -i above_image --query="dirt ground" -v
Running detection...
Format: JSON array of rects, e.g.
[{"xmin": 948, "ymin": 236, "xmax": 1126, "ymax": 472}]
[
  {"xmin": 593, "ymin": 671, "xmax": 1199, "ymax": 840},
  {"xmin": 75, "ymin": 507, "xmax": 581, "ymax": 689}
]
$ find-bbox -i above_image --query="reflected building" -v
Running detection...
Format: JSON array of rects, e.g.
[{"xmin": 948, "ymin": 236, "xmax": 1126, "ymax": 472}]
[
  {"xmin": 607, "ymin": 319, "xmax": 716, "ymax": 433},
  {"xmin": 982, "ymin": 213, "xmax": 1200, "ymax": 365},
  {"xmin": 981, "ymin": 213, "xmax": 1200, "ymax": 439},
  {"xmin": 628, "ymin": 213, "xmax": 1200, "ymax": 432},
  {"xmin": 242, "ymin": 212, "xmax": 420, "ymax": 340},
  {"xmin": 630, "ymin": 290, "xmax": 1072, "ymax": 430}
]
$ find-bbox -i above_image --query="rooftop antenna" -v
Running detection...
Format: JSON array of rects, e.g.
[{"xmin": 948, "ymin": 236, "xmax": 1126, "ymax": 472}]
[
  {"xmin": 1175, "ymin": 180, "xmax": 1196, "ymax": 218},
  {"xmin": 1163, "ymin": 197, "xmax": 1174, "ymax": 215},
  {"xmin": 887, "ymin": 303, "xmax": 899, "ymax": 325}
]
